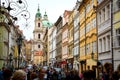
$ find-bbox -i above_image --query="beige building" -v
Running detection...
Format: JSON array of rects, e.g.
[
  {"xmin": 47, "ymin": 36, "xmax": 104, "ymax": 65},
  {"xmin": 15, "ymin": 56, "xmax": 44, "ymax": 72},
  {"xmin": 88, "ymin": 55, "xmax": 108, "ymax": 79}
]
[
  {"xmin": 67, "ymin": 10, "xmax": 74, "ymax": 70},
  {"xmin": 55, "ymin": 16, "xmax": 63, "ymax": 67},
  {"xmin": 62, "ymin": 10, "xmax": 71, "ymax": 68}
]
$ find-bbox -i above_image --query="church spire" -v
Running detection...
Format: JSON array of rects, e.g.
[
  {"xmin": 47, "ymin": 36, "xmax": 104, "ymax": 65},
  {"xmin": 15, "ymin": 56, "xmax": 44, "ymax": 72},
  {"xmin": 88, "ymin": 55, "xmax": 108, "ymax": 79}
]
[
  {"xmin": 35, "ymin": 4, "xmax": 42, "ymax": 18},
  {"xmin": 37, "ymin": 4, "xmax": 40, "ymax": 12},
  {"xmin": 43, "ymin": 10, "xmax": 48, "ymax": 20}
]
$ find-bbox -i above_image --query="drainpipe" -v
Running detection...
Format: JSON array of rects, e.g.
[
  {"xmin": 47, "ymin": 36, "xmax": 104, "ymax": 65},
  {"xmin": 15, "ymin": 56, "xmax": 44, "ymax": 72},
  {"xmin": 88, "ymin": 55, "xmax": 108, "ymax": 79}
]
[{"xmin": 111, "ymin": 0, "xmax": 114, "ymax": 71}]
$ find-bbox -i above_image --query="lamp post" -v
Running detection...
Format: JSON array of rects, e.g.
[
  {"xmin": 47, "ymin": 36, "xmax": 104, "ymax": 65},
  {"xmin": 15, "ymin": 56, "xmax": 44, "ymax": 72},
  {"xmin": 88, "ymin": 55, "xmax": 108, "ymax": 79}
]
[
  {"xmin": 0, "ymin": 0, "xmax": 30, "ymax": 20},
  {"xmin": 16, "ymin": 34, "xmax": 23, "ymax": 69}
]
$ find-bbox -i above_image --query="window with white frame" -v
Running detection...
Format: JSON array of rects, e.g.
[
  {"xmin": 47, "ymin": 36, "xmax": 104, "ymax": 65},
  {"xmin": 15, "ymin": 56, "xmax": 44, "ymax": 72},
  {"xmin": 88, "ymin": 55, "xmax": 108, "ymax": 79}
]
[
  {"xmin": 86, "ymin": 22, "xmax": 91, "ymax": 33},
  {"xmin": 93, "ymin": 18, "xmax": 96, "ymax": 28},
  {"xmin": 107, "ymin": 35, "xmax": 110, "ymax": 51},
  {"xmin": 106, "ymin": 4, "xmax": 110, "ymax": 20},
  {"xmin": 86, "ymin": 3, "xmax": 90, "ymax": 13},
  {"xmin": 62, "ymin": 32, "xmax": 65, "ymax": 39},
  {"xmin": 80, "ymin": 46, "xmax": 85, "ymax": 55},
  {"xmin": 74, "ymin": 45, "xmax": 79, "ymax": 56},
  {"xmin": 73, "ymin": 47, "xmax": 76, "ymax": 56},
  {"xmin": 102, "ymin": 8, "xmax": 105, "ymax": 22},
  {"xmin": 103, "ymin": 37, "xmax": 106, "ymax": 52},
  {"xmin": 74, "ymin": 31, "xmax": 79, "ymax": 41},
  {"xmin": 93, "ymin": 41, "xmax": 96, "ymax": 53},
  {"xmin": 116, "ymin": 28, "xmax": 120, "ymax": 46},
  {"xmin": 99, "ymin": 39, "xmax": 102, "ymax": 53},
  {"xmin": 80, "ymin": 27, "xmax": 85, "ymax": 37},
  {"xmin": 74, "ymin": 19, "xmax": 77, "ymax": 27},
  {"xmin": 117, "ymin": 0, "xmax": 120, "ymax": 9},
  {"xmin": 106, "ymin": 35, "xmax": 110, "ymax": 51}
]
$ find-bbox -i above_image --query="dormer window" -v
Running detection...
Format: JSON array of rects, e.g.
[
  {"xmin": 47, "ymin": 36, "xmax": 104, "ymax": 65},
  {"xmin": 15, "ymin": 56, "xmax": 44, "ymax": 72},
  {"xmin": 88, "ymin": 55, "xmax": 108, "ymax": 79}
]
[{"xmin": 38, "ymin": 23, "xmax": 40, "ymax": 27}]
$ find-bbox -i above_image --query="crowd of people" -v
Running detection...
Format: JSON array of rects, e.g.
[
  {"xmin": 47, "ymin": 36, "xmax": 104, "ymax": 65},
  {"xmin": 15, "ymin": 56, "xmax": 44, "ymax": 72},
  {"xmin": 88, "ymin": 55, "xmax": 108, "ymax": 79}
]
[{"xmin": 0, "ymin": 64, "xmax": 120, "ymax": 80}]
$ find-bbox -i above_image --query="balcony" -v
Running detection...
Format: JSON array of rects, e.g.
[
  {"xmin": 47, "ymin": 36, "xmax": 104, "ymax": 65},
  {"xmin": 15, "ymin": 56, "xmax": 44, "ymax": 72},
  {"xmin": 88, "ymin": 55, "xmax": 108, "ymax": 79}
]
[{"xmin": 98, "ymin": 19, "xmax": 111, "ymax": 34}]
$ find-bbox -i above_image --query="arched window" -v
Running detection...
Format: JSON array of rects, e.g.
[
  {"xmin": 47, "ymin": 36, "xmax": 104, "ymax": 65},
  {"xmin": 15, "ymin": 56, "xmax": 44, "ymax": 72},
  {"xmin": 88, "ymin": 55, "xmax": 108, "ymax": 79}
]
[
  {"xmin": 38, "ymin": 23, "xmax": 40, "ymax": 27},
  {"xmin": 38, "ymin": 45, "xmax": 40, "ymax": 48},
  {"xmin": 38, "ymin": 34, "xmax": 40, "ymax": 39}
]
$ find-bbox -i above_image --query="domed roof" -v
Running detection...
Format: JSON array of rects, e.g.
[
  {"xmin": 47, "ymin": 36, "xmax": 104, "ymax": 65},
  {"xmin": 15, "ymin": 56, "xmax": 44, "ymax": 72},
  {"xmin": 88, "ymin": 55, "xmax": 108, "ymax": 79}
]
[
  {"xmin": 35, "ymin": 6, "xmax": 41, "ymax": 18},
  {"xmin": 42, "ymin": 20, "xmax": 53, "ymax": 27}
]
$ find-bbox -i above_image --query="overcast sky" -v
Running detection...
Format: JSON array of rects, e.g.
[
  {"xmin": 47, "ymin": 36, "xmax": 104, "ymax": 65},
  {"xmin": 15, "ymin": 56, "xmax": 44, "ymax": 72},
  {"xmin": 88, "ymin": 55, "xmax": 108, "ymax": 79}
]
[{"xmin": 18, "ymin": 0, "xmax": 77, "ymax": 40}]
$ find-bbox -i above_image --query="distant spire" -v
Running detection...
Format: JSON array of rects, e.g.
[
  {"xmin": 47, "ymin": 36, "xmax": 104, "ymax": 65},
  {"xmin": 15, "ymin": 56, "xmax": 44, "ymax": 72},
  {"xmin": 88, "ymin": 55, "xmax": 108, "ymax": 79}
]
[
  {"xmin": 44, "ymin": 10, "xmax": 48, "ymax": 20},
  {"xmin": 35, "ymin": 4, "xmax": 41, "ymax": 18},
  {"xmin": 37, "ymin": 4, "xmax": 40, "ymax": 12}
]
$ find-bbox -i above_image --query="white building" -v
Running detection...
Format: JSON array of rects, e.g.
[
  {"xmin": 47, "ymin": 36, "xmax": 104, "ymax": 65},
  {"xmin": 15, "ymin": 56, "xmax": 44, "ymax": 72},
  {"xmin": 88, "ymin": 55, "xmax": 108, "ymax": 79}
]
[
  {"xmin": 73, "ymin": 1, "xmax": 80, "ymax": 70},
  {"xmin": 97, "ymin": 0, "xmax": 112, "ymax": 65},
  {"xmin": 48, "ymin": 25, "xmax": 57, "ymax": 67},
  {"xmin": 113, "ymin": 0, "xmax": 120, "ymax": 70}
]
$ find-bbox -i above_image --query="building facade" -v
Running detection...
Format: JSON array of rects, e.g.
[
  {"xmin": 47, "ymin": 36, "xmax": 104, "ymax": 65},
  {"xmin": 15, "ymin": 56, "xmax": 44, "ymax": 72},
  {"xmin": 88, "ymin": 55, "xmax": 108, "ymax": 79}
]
[
  {"xmin": 113, "ymin": 0, "xmax": 120, "ymax": 70},
  {"xmin": 62, "ymin": 10, "xmax": 71, "ymax": 69},
  {"xmin": 97, "ymin": 0, "xmax": 112, "ymax": 67},
  {"xmin": 73, "ymin": 1, "xmax": 80, "ymax": 71},
  {"xmin": 78, "ymin": 0, "xmax": 97, "ymax": 74},
  {"xmin": 55, "ymin": 16, "xmax": 63, "ymax": 67},
  {"xmin": 48, "ymin": 25, "xmax": 57, "ymax": 67},
  {"xmin": 67, "ymin": 10, "xmax": 74, "ymax": 70},
  {"xmin": 0, "ymin": 13, "xmax": 10, "ymax": 68}
]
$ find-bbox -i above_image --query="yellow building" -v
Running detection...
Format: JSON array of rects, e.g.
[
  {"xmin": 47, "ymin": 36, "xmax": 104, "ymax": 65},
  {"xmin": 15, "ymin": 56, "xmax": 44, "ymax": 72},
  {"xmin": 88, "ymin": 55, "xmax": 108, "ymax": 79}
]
[
  {"xmin": 113, "ymin": 0, "xmax": 120, "ymax": 70},
  {"xmin": 24, "ymin": 40, "xmax": 32, "ymax": 64},
  {"xmin": 78, "ymin": 0, "xmax": 97, "ymax": 72},
  {"xmin": 67, "ymin": 10, "xmax": 74, "ymax": 70}
]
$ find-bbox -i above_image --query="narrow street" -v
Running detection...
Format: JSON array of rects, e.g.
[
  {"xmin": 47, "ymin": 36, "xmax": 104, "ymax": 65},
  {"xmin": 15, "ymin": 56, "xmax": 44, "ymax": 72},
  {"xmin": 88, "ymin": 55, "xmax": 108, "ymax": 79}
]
[{"xmin": 0, "ymin": 0, "xmax": 120, "ymax": 80}]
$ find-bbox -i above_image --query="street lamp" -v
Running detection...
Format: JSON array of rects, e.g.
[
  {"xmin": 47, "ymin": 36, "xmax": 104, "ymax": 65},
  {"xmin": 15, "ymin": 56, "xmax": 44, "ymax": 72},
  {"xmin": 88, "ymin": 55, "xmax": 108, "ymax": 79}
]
[
  {"xmin": 0, "ymin": 0, "xmax": 30, "ymax": 20},
  {"xmin": 16, "ymin": 34, "xmax": 23, "ymax": 69}
]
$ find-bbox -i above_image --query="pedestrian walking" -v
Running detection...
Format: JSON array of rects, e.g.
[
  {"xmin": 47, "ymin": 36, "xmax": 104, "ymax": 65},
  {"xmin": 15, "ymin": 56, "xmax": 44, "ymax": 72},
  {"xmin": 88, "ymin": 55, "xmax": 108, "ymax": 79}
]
[
  {"xmin": 12, "ymin": 69, "xmax": 27, "ymax": 80},
  {"xmin": 83, "ymin": 70, "xmax": 96, "ymax": 80},
  {"xmin": 30, "ymin": 72, "xmax": 39, "ymax": 80},
  {"xmin": 61, "ymin": 70, "xmax": 66, "ymax": 80},
  {"xmin": 73, "ymin": 70, "xmax": 81, "ymax": 80},
  {"xmin": 3, "ymin": 69, "xmax": 13, "ymax": 80},
  {"xmin": 58, "ymin": 71, "xmax": 63, "ymax": 80}
]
